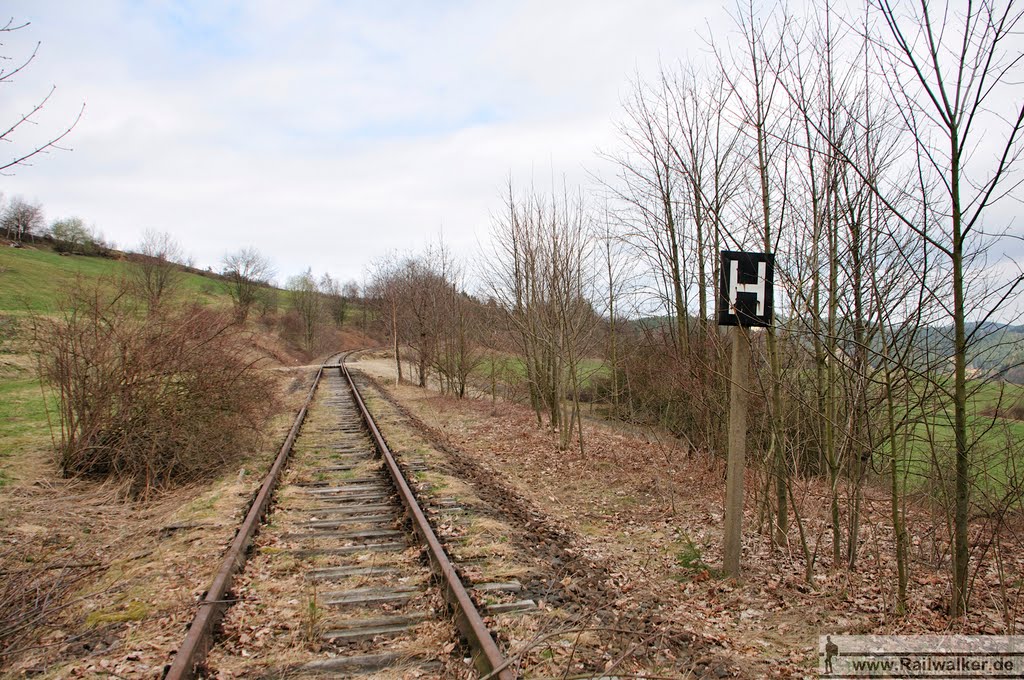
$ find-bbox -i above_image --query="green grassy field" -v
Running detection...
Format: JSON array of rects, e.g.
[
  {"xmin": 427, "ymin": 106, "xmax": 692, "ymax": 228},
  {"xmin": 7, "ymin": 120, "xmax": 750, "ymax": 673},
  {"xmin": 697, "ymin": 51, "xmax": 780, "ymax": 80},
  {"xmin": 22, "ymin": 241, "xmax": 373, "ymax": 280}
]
[
  {"xmin": 893, "ymin": 379, "xmax": 1024, "ymax": 506},
  {"xmin": 473, "ymin": 353, "xmax": 610, "ymax": 387},
  {"xmin": 967, "ymin": 378, "xmax": 1024, "ymax": 414},
  {"xmin": 0, "ymin": 372, "xmax": 53, "ymax": 488},
  {"xmin": 0, "ymin": 245, "xmax": 233, "ymax": 313}
]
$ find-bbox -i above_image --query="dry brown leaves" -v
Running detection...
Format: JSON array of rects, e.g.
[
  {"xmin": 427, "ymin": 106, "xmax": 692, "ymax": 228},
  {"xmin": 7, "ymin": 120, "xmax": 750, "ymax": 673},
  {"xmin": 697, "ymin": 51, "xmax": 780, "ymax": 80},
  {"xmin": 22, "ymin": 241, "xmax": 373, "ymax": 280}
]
[
  {"xmin": 0, "ymin": 365, "xmax": 314, "ymax": 678},
  {"xmin": 361, "ymin": 371, "xmax": 1024, "ymax": 679}
]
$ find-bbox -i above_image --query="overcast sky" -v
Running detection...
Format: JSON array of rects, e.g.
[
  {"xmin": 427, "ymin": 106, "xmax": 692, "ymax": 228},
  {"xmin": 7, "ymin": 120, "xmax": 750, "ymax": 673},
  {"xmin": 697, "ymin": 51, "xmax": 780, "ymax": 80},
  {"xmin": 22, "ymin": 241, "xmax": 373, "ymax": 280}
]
[{"xmin": 1, "ymin": 1, "xmax": 727, "ymax": 286}]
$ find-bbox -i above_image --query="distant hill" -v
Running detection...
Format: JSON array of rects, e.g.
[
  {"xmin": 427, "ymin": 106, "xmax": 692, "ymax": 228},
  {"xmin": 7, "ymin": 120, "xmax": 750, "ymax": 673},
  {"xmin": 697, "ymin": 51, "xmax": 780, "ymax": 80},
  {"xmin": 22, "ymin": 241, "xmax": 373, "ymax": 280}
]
[
  {"xmin": 625, "ymin": 313, "xmax": 1024, "ymax": 383},
  {"xmin": 964, "ymin": 322, "xmax": 1024, "ymax": 381}
]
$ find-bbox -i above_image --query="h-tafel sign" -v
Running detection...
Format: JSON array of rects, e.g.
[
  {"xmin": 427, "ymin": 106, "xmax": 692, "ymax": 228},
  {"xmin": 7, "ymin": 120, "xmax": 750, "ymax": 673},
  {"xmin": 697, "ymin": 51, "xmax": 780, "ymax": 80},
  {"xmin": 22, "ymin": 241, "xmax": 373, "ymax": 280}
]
[{"xmin": 717, "ymin": 250, "xmax": 774, "ymax": 328}]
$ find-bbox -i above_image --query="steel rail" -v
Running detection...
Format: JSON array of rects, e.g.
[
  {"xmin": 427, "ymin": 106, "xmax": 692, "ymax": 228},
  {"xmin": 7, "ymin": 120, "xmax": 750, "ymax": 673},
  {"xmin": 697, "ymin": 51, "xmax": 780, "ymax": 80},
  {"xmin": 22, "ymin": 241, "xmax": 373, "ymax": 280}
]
[
  {"xmin": 340, "ymin": 360, "xmax": 516, "ymax": 680},
  {"xmin": 164, "ymin": 358, "xmax": 339, "ymax": 680}
]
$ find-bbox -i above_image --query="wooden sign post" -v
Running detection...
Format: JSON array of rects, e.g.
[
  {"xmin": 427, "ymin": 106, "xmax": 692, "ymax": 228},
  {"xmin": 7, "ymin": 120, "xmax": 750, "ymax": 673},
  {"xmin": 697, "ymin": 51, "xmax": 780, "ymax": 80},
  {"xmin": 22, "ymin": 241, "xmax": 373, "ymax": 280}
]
[
  {"xmin": 723, "ymin": 324, "xmax": 749, "ymax": 576},
  {"xmin": 718, "ymin": 251, "xmax": 774, "ymax": 577}
]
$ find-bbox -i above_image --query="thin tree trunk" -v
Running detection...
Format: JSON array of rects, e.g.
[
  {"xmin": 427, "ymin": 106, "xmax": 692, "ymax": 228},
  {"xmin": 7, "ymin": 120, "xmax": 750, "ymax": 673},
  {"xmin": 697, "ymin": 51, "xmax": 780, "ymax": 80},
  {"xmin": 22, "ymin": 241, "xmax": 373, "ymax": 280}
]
[
  {"xmin": 951, "ymin": 134, "xmax": 969, "ymax": 617},
  {"xmin": 392, "ymin": 300, "xmax": 403, "ymax": 384}
]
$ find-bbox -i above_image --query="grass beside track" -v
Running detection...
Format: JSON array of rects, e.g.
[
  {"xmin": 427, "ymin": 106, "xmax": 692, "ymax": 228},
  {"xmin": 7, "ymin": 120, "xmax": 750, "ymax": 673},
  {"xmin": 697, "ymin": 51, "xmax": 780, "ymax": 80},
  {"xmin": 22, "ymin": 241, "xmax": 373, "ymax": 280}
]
[
  {"xmin": 793, "ymin": 374, "xmax": 1024, "ymax": 506},
  {"xmin": 900, "ymin": 383, "xmax": 1024, "ymax": 506},
  {"xmin": 473, "ymin": 353, "xmax": 609, "ymax": 387}
]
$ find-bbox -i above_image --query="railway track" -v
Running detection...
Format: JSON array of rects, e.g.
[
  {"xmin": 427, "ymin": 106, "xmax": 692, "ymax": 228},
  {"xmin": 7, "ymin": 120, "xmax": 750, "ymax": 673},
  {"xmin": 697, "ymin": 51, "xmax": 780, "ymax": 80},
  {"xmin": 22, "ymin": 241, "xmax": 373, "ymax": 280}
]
[{"xmin": 165, "ymin": 355, "xmax": 514, "ymax": 679}]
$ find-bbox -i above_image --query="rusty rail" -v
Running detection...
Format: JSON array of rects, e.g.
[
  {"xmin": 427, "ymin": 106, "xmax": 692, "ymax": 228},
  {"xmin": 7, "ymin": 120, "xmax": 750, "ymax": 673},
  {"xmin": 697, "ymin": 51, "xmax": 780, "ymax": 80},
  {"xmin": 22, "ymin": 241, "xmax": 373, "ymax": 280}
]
[
  {"xmin": 164, "ymin": 358, "xmax": 337, "ymax": 679},
  {"xmin": 340, "ymin": 361, "xmax": 516, "ymax": 680},
  {"xmin": 165, "ymin": 353, "xmax": 513, "ymax": 678}
]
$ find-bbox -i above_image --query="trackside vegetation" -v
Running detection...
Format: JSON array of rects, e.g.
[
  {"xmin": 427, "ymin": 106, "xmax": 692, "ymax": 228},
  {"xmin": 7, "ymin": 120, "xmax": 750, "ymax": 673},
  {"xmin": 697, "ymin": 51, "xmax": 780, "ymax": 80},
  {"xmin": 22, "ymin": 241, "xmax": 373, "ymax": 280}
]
[{"xmin": 33, "ymin": 279, "xmax": 277, "ymax": 498}]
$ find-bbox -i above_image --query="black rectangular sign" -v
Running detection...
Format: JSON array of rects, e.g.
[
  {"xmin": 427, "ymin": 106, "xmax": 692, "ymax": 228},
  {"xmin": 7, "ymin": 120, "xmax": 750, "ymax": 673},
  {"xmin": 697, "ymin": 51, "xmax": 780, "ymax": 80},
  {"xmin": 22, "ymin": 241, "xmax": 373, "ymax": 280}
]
[{"xmin": 718, "ymin": 250, "xmax": 774, "ymax": 327}]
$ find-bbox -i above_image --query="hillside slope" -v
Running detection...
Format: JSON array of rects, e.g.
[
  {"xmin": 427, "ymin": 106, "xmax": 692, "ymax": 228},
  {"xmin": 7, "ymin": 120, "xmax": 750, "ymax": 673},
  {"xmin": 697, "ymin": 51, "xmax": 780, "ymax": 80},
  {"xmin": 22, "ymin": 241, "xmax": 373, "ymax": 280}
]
[{"xmin": 0, "ymin": 244, "xmax": 232, "ymax": 313}]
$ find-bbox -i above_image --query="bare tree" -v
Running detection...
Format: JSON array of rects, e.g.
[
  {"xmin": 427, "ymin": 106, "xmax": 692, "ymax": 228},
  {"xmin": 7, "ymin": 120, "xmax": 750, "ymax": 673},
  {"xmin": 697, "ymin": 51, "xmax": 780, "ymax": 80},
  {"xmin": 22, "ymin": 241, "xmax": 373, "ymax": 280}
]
[
  {"xmin": 596, "ymin": 207, "xmax": 633, "ymax": 417},
  {"xmin": 0, "ymin": 19, "xmax": 83, "ymax": 176},
  {"xmin": 645, "ymin": 63, "xmax": 743, "ymax": 333},
  {"xmin": 400, "ymin": 254, "xmax": 446, "ymax": 388},
  {"xmin": 319, "ymin": 273, "xmax": 348, "ymax": 327},
  {"xmin": 2, "ymin": 197, "xmax": 43, "ymax": 241},
  {"xmin": 342, "ymin": 280, "xmax": 360, "ymax": 301},
  {"xmin": 346, "ymin": 280, "xmax": 368, "ymax": 330},
  {"xmin": 222, "ymin": 248, "xmax": 275, "ymax": 322},
  {"xmin": 368, "ymin": 253, "xmax": 406, "ymax": 383},
  {"xmin": 716, "ymin": 0, "xmax": 796, "ymax": 548},
  {"xmin": 288, "ymin": 268, "xmax": 325, "ymax": 352},
  {"xmin": 599, "ymin": 74, "xmax": 691, "ymax": 355},
  {"xmin": 132, "ymin": 230, "xmax": 185, "ymax": 310},
  {"xmin": 428, "ymin": 245, "xmax": 484, "ymax": 398},
  {"xmin": 863, "ymin": 0, "xmax": 1024, "ymax": 617},
  {"xmin": 486, "ymin": 180, "xmax": 600, "ymax": 453}
]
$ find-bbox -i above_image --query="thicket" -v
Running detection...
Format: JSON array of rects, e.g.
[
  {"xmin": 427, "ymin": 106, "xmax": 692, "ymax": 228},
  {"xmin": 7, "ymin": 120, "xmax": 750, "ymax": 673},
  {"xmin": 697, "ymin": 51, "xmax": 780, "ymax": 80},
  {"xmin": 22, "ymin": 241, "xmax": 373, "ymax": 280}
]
[
  {"xmin": 368, "ymin": 244, "xmax": 483, "ymax": 399},
  {"xmin": 33, "ymin": 280, "xmax": 276, "ymax": 498},
  {"xmin": 582, "ymin": 0, "xmax": 1024, "ymax": 620},
  {"xmin": 365, "ymin": 0, "xmax": 1024, "ymax": 623}
]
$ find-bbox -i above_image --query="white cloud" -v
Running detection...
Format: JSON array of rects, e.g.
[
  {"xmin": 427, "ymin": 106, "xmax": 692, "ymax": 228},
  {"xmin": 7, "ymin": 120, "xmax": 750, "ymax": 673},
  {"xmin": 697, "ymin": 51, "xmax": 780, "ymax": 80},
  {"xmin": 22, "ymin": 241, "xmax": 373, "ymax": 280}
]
[{"xmin": 1, "ymin": 0, "xmax": 727, "ymax": 283}]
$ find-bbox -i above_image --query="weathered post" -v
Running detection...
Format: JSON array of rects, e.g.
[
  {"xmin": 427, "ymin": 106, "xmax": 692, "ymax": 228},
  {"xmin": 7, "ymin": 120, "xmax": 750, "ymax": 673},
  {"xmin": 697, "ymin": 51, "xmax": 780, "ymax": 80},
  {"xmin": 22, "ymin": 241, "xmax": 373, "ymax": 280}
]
[
  {"xmin": 718, "ymin": 251, "xmax": 774, "ymax": 578},
  {"xmin": 723, "ymin": 323, "xmax": 750, "ymax": 576}
]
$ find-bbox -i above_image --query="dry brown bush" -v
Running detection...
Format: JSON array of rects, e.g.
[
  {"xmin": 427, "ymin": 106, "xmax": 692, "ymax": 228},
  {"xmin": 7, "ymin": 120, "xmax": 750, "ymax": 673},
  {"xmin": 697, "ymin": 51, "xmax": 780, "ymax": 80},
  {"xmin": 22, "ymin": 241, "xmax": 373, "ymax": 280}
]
[
  {"xmin": 617, "ymin": 329, "xmax": 735, "ymax": 453},
  {"xmin": 982, "ymin": 403, "xmax": 1024, "ymax": 422},
  {"xmin": 33, "ymin": 280, "xmax": 276, "ymax": 498}
]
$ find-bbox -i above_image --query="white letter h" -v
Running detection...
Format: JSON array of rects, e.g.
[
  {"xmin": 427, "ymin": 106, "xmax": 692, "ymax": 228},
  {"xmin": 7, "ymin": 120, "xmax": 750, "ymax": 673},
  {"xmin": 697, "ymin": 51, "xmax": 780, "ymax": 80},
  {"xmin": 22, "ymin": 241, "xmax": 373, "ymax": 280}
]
[{"xmin": 729, "ymin": 259, "xmax": 766, "ymax": 316}]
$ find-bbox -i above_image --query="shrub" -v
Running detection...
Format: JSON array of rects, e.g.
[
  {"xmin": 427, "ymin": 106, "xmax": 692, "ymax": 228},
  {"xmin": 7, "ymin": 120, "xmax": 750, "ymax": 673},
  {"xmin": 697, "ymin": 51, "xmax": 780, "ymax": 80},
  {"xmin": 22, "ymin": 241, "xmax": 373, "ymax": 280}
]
[
  {"xmin": 34, "ymin": 280, "xmax": 276, "ymax": 497},
  {"xmin": 50, "ymin": 217, "xmax": 104, "ymax": 256},
  {"xmin": 0, "ymin": 315, "xmax": 17, "ymax": 352},
  {"xmin": 618, "ymin": 329, "xmax": 733, "ymax": 453}
]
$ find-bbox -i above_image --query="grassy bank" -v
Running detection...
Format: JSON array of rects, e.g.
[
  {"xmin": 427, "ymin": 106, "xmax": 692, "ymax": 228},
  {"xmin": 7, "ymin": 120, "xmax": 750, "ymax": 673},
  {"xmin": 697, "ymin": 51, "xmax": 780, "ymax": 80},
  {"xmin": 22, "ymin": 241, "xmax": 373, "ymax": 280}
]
[{"xmin": 0, "ymin": 245, "xmax": 231, "ymax": 313}]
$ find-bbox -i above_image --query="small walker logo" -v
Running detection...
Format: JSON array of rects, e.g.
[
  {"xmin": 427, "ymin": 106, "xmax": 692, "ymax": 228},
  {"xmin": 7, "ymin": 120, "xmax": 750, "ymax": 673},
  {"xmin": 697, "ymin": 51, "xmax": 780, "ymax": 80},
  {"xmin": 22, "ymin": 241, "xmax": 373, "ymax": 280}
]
[
  {"xmin": 819, "ymin": 635, "xmax": 1024, "ymax": 678},
  {"xmin": 824, "ymin": 635, "xmax": 839, "ymax": 675}
]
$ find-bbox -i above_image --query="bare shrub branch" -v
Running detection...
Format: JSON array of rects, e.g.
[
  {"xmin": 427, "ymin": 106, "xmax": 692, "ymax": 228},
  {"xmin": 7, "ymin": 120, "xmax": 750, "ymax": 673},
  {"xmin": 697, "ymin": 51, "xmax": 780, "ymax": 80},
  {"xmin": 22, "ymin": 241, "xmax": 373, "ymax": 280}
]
[{"xmin": 32, "ymin": 278, "xmax": 277, "ymax": 498}]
